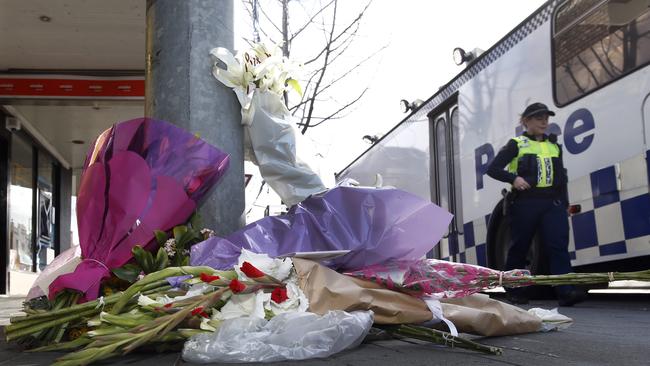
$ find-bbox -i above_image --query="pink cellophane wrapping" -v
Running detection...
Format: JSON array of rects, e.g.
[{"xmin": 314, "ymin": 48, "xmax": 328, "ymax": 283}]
[
  {"xmin": 46, "ymin": 118, "xmax": 230, "ymax": 303},
  {"xmin": 345, "ymin": 259, "xmax": 533, "ymax": 298}
]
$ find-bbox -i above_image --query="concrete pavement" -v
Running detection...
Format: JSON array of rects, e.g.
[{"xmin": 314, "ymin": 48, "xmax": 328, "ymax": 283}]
[
  {"xmin": 1, "ymin": 293, "xmax": 648, "ymax": 365},
  {"xmin": 0, "ymin": 296, "xmax": 24, "ymax": 326}
]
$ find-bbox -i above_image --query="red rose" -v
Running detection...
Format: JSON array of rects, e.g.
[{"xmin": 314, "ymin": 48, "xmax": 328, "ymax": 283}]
[
  {"xmin": 271, "ymin": 287, "xmax": 289, "ymax": 304},
  {"xmin": 200, "ymin": 272, "xmax": 220, "ymax": 283},
  {"xmin": 240, "ymin": 261, "xmax": 265, "ymax": 278},
  {"xmin": 229, "ymin": 279, "xmax": 246, "ymax": 293},
  {"xmin": 191, "ymin": 306, "xmax": 209, "ymax": 318}
]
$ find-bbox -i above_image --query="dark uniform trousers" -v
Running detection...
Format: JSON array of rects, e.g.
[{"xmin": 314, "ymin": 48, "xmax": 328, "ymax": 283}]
[{"xmin": 506, "ymin": 197, "xmax": 573, "ymax": 296}]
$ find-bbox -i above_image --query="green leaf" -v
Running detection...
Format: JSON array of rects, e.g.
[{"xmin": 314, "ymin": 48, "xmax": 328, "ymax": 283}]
[
  {"xmin": 154, "ymin": 230, "xmax": 169, "ymax": 246},
  {"xmin": 287, "ymin": 78, "xmax": 302, "ymax": 96},
  {"xmin": 181, "ymin": 256, "xmax": 190, "ymax": 266},
  {"xmin": 189, "ymin": 212, "xmax": 203, "ymax": 230},
  {"xmin": 132, "ymin": 245, "xmax": 147, "ymax": 268},
  {"xmin": 155, "ymin": 247, "xmax": 169, "ymax": 271},
  {"xmin": 173, "ymin": 225, "xmax": 188, "ymax": 241},
  {"xmin": 112, "ymin": 264, "xmax": 142, "ymax": 283},
  {"xmin": 142, "ymin": 250, "xmax": 156, "ymax": 274},
  {"xmin": 174, "ymin": 232, "xmax": 192, "ymax": 249}
]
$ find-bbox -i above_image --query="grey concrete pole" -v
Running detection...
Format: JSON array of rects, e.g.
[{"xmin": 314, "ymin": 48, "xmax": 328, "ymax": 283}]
[{"xmin": 145, "ymin": 0, "xmax": 244, "ymax": 236}]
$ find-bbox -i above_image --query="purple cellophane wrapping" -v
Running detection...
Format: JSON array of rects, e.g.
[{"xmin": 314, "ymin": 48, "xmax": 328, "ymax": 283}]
[
  {"xmin": 49, "ymin": 118, "xmax": 230, "ymax": 302},
  {"xmin": 344, "ymin": 259, "xmax": 534, "ymax": 298},
  {"xmin": 191, "ymin": 186, "xmax": 453, "ymax": 271}
]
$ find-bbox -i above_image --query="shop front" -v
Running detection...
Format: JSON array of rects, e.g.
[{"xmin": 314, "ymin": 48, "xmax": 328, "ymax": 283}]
[{"xmin": 1, "ymin": 109, "xmax": 68, "ymax": 294}]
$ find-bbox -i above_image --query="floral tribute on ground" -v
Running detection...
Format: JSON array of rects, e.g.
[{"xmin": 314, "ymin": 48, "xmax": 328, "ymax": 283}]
[{"xmin": 6, "ymin": 43, "xmax": 650, "ymax": 365}]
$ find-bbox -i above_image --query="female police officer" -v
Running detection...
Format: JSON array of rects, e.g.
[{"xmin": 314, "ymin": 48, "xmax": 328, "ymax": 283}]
[{"xmin": 487, "ymin": 102, "xmax": 586, "ymax": 306}]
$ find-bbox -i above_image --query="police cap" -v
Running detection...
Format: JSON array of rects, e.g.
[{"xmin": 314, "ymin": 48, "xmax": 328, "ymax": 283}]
[{"xmin": 522, "ymin": 102, "xmax": 556, "ymax": 118}]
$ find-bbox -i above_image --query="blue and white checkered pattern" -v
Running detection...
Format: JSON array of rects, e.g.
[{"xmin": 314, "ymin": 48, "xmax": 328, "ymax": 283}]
[{"xmin": 447, "ymin": 150, "xmax": 650, "ymax": 268}]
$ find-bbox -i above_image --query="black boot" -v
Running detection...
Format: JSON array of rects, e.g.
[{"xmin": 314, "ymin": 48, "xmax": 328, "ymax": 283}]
[{"xmin": 558, "ymin": 288, "xmax": 587, "ymax": 307}]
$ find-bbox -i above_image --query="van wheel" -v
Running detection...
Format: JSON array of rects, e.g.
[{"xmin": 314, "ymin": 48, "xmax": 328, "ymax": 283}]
[{"xmin": 493, "ymin": 219, "xmax": 554, "ymax": 299}]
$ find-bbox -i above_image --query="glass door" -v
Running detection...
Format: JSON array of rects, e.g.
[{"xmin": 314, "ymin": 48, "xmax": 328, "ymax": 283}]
[
  {"xmin": 8, "ymin": 134, "xmax": 35, "ymax": 276},
  {"xmin": 430, "ymin": 101, "xmax": 463, "ymax": 260},
  {"xmin": 37, "ymin": 151, "xmax": 56, "ymax": 272}
]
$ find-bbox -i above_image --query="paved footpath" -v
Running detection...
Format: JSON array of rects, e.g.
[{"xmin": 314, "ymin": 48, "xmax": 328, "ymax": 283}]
[{"xmin": 1, "ymin": 293, "xmax": 648, "ymax": 366}]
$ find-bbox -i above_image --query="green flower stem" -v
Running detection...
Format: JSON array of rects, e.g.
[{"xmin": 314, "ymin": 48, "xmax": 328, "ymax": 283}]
[
  {"xmin": 110, "ymin": 266, "xmax": 216, "ymax": 314},
  {"xmin": 7, "ymin": 292, "xmax": 149, "ymax": 341},
  {"xmin": 51, "ymin": 291, "xmax": 81, "ymax": 343},
  {"xmin": 394, "ymin": 325, "xmax": 503, "ymax": 356},
  {"xmin": 10, "ymin": 295, "xmax": 120, "ymax": 326},
  {"xmin": 51, "ymin": 288, "xmax": 229, "ymax": 365},
  {"xmin": 86, "ymin": 326, "xmax": 127, "ymax": 337},
  {"xmin": 8, "ymin": 281, "xmax": 169, "ymax": 330},
  {"xmin": 5, "ymin": 307, "xmax": 101, "ymax": 342},
  {"xmin": 27, "ymin": 336, "xmax": 93, "ymax": 353},
  {"xmin": 125, "ymin": 287, "xmax": 229, "ymax": 353},
  {"xmin": 154, "ymin": 329, "xmax": 209, "ymax": 343},
  {"xmin": 97, "ymin": 313, "xmax": 154, "ymax": 328},
  {"xmin": 501, "ymin": 269, "xmax": 650, "ymax": 288},
  {"xmin": 53, "ymin": 337, "xmax": 131, "ymax": 366}
]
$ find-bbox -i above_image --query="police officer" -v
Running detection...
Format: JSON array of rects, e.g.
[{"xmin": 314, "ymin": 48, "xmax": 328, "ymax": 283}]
[{"xmin": 487, "ymin": 102, "xmax": 586, "ymax": 306}]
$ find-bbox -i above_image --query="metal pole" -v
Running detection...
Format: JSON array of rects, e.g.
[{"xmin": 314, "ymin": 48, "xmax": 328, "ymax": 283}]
[{"xmin": 145, "ymin": 0, "xmax": 245, "ymax": 236}]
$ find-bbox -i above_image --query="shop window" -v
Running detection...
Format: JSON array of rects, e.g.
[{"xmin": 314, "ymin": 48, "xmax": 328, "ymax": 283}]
[
  {"xmin": 8, "ymin": 135, "xmax": 34, "ymax": 272},
  {"xmin": 37, "ymin": 151, "xmax": 55, "ymax": 271},
  {"xmin": 553, "ymin": 0, "xmax": 650, "ymax": 105}
]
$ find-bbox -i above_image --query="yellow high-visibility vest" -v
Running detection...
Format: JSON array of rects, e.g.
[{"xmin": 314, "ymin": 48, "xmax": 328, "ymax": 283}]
[{"xmin": 507, "ymin": 135, "xmax": 560, "ymax": 188}]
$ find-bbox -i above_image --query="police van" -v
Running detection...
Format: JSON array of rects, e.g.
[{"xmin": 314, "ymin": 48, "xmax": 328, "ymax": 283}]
[{"xmin": 337, "ymin": 0, "xmax": 650, "ymax": 274}]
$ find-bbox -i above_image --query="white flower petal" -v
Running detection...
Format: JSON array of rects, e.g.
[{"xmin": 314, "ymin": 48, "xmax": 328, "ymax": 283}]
[
  {"xmin": 200, "ymin": 317, "xmax": 218, "ymax": 332},
  {"xmin": 235, "ymin": 249, "xmax": 293, "ymax": 282},
  {"xmin": 137, "ymin": 295, "xmax": 158, "ymax": 307},
  {"xmin": 216, "ymin": 292, "xmax": 258, "ymax": 320}
]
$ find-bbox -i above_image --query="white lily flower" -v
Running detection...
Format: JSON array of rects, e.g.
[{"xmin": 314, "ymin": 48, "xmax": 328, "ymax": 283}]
[
  {"xmin": 235, "ymin": 248, "xmax": 293, "ymax": 282},
  {"xmin": 266, "ymin": 282, "xmax": 309, "ymax": 315},
  {"xmin": 137, "ymin": 294, "xmax": 159, "ymax": 307},
  {"xmin": 168, "ymin": 283, "xmax": 212, "ymax": 302},
  {"xmin": 199, "ymin": 317, "xmax": 219, "ymax": 332},
  {"xmin": 154, "ymin": 295, "xmax": 174, "ymax": 305},
  {"xmin": 215, "ymin": 289, "xmax": 269, "ymax": 320},
  {"xmin": 211, "ymin": 41, "xmax": 302, "ymax": 104},
  {"xmin": 210, "ymin": 47, "xmax": 244, "ymax": 89}
]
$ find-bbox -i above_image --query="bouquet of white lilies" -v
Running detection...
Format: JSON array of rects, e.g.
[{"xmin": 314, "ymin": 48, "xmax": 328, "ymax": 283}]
[{"xmin": 210, "ymin": 42, "xmax": 328, "ymax": 206}]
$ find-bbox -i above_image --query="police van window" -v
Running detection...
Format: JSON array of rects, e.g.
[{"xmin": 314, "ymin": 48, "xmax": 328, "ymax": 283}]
[
  {"xmin": 553, "ymin": 0, "xmax": 650, "ymax": 105},
  {"xmin": 450, "ymin": 107, "xmax": 464, "ymax": 234},
  {"xmin": 434, "ymin": 117, "xmax": 450, "ymax": 226}
]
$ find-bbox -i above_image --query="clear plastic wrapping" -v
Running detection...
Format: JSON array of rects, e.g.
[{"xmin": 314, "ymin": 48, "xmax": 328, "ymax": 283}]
[{"xmin": 182, "ymin": 310, "xmax": 373, "ymax": 363}]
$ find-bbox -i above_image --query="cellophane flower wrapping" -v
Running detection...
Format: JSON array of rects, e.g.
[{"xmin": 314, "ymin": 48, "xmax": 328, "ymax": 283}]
[
  {"xmin": 191, "ymin": 186, "xmax": 453, "ymax": 271},
  {"xmin": 344, "ymin": 259, "xmax": 533, "ymax": 298},
  {"xmin": 210, "ymin": 44, "xmax": 328, "ymax": 206},
  {"xmin": 182, "ymin": 310, "xmax": 373, "ymax": 363},
  {"xmin": 47, "ymin": 118, "xmax": 230, "ymax": 302}
]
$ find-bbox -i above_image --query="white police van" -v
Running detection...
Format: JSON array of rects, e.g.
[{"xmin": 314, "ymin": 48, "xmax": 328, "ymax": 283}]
[{"xmin": 337, "ymin": 0, "xmax": 650, "ymax": 274}]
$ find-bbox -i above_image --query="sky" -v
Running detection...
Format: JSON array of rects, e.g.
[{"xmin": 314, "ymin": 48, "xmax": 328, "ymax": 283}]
[{"xmin": 234, "ymin": 0, "xmax": 548, "ymax": 175}]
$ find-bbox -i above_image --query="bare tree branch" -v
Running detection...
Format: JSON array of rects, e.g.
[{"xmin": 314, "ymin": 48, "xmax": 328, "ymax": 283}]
[
  {"xmin": 243, "ymin": 0, "xmax": 381, "ymax": 133},
  {"xmin": 291, "ymin": 42, "xmax": 384, "ymax": 116},
  {"xmin": 288, "ymin": 64, "xmax": 326, "ymax": 113},
  {"xmin": 258, "ymin": 1, "xmax": 283, "ymax": 34},
  {"xmin": 301, "ymin": 0, "xmax": 339, "ymax": 134},
  {"xmin": 300, "ymin": 87, "xmax": 369, "ymax": 128},
  {"xmin": 304, "ymin": 0, "xmax": 372, "ymax": 66},
  {"xmin": 318, "ymin": 44, "xmax": 387, "ymax": 96},
  {"xmin": 290, "ymin": 0, "xmax": 337, "ymax": 42},
  {"xmin": 242, "ymin": 0, "xmax": 278, "ymax": 43}
]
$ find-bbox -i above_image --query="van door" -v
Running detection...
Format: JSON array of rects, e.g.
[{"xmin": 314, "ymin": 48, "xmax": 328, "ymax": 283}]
[
  {"xmin": 643, "ymin": 94, "xmax": 650, "ymax": 186},
  {"xmin": 429, "ymin": 99, "xmax": 463, "ymax": 259}
]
